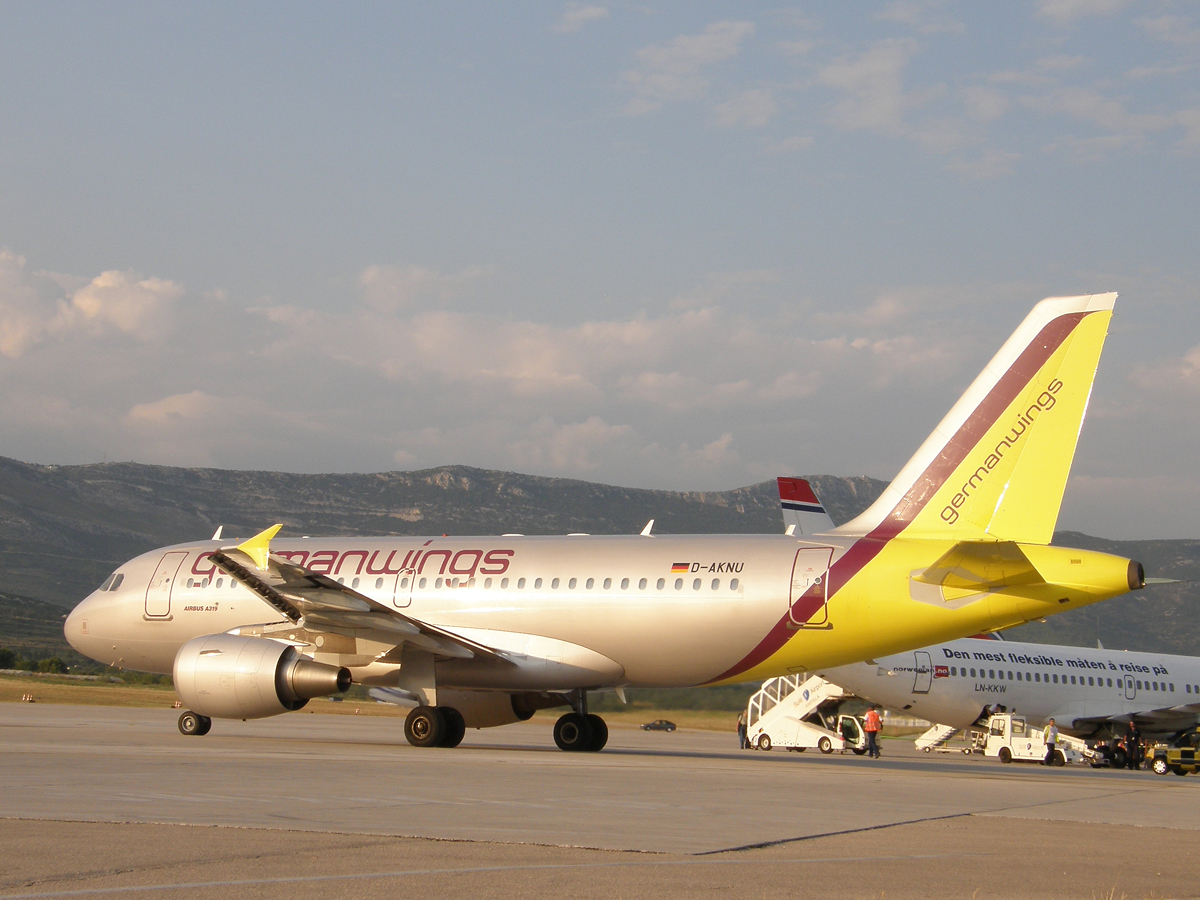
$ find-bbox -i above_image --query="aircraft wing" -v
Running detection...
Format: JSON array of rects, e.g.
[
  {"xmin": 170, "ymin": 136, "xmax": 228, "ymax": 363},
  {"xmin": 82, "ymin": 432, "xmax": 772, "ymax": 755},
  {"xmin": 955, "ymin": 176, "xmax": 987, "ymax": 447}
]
[
  {"xmin": 1055, "ymin": 702, "xmax": 1200, "ymax": 735},
  {"xmin": 209, "ymin": 527, "xmax": 511, "ymax": 664}
]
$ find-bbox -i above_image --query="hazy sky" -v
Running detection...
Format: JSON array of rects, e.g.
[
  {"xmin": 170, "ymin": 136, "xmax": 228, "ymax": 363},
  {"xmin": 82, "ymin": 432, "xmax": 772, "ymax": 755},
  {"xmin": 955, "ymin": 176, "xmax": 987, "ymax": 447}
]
[{"xmin": 1, "ymin": 2, "xmax": 1197, "ymax": 539}]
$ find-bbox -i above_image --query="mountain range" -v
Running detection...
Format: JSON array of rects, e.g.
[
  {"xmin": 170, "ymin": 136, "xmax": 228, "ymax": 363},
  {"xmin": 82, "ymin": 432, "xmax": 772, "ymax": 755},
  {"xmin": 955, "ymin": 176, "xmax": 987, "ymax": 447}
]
[{"xmin": 0, "ymin": 455, "xmax": 1194, "ymax": 661}]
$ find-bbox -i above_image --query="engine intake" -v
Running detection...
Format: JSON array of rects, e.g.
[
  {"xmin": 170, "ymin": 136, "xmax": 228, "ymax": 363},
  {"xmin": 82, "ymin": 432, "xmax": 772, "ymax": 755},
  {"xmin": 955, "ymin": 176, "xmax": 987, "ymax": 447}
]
[{"xmin": 174, "ymin": 633, "xmax": 351, "ymax": 720}]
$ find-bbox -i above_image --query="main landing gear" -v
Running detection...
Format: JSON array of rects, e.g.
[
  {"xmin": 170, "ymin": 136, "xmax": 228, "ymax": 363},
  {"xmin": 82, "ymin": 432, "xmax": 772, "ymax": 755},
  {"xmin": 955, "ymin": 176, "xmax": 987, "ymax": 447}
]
[
  {"xmin": 553, "ymin": 690, "xmax": 608, "ymax": 752},
  {"xmin": 404, "ymin": 705, "xmax": 467, "ymax": 748},
  {"xmin": 177, "ymin": 710, "xmax": 212, "ymax": 736}
]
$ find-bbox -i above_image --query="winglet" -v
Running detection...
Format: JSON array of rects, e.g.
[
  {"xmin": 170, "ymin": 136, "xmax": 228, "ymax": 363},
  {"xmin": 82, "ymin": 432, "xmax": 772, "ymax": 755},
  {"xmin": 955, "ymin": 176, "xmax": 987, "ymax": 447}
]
[{"xmin": 236, "ymin": 524, "xmax": 282, "ymax": 570}]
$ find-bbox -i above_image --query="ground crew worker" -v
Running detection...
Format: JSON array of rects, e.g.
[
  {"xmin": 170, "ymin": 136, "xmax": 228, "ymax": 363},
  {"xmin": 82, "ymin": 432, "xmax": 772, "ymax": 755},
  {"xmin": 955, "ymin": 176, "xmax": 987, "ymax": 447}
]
[
  {"xmin": 1125, "ymin": 720, "xmax": 1141, "ymax": 770},
  {"xmin": 1043, "ymin": 718, "xmax": 1059, "ymax": 766},
  {"xmin": 863, "ymin": 705, "xmax": 882, "ymax": 759},
  {"xmin": 736, "ymin": 711, "xmax": 747, "ymax": 750}
]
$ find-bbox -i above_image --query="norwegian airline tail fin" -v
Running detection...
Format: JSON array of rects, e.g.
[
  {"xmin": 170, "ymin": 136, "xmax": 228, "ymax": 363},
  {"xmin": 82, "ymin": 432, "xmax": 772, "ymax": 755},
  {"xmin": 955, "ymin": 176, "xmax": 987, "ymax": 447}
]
[
  {"xmin": 777, "ymin": 477, "xmax": 836, "ymax": 535},
  {"xmin": 835, "ymin": 294, "xmax": 1116, "ymax": 545}
]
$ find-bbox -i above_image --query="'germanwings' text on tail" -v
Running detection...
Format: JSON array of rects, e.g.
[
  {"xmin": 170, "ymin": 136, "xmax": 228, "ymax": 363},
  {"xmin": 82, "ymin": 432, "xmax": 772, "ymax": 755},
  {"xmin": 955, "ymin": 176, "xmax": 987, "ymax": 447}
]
[{"xmin": 65, "ymin": 293, "xmax": 1146, "ymax": 752}]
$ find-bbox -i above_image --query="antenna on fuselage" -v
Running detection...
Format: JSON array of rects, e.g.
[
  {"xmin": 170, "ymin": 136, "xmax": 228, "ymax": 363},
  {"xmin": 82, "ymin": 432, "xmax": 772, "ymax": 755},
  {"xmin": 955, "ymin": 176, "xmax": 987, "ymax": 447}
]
[{"xmin": 211, "ymin": 526, "xmax": 223, "ymax": 540}]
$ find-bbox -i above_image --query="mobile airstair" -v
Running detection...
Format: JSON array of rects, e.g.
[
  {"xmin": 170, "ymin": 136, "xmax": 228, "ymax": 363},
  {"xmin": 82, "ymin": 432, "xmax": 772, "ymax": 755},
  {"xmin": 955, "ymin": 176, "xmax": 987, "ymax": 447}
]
[
  {"xmin": 915, "ymin": 723, "xmax": 988, "ymax": 754},
  {"xmin": 745, "ymin": 674, "xmax": 866, "ymax": 754}
]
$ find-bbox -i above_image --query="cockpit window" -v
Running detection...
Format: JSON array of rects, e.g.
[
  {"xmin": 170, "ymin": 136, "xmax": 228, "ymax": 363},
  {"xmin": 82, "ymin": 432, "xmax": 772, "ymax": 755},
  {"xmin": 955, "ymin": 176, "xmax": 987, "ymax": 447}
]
[
  {"xmin": 98, "ymin": 574, "xmax": 115, "ymax": 591},
  {"xmin": 109, "ymin": 574, "xmax": 124, "ymax": 591}
]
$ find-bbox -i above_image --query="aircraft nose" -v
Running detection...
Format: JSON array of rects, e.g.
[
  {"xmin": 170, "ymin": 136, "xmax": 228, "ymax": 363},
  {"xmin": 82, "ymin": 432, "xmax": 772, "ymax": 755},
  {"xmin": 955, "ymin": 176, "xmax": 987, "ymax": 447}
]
[{"xmin": 64, "ymin": 592, "xmax": 103, "ymax": 656}]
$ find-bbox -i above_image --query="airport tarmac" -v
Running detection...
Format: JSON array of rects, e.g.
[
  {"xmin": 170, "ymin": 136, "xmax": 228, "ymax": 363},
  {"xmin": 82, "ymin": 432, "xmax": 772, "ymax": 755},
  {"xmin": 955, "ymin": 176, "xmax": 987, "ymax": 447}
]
[{"xmin": 2, "ymin": 703, "xmax": 1198, "ymax": 899}]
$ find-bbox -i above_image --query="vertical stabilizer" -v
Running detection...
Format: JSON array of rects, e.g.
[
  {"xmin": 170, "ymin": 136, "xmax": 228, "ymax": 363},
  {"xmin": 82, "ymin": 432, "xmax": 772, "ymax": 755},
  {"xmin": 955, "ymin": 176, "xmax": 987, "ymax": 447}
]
[
  {"xmin": 778, "ymin": 477, "xmax": 837, "ymax": 535},
  {"xmin": 834, "ymin": 294, "xmax": 1116, "ymax": 545}
]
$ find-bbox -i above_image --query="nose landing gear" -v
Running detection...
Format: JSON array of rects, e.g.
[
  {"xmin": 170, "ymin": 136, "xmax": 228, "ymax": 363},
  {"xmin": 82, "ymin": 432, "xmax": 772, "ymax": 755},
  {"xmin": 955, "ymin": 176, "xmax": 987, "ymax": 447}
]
[
  {"xmin": 404, "ymin": 705, "xmax": 466, "ymax": 748},
  {"xmin": 177, "ymin": 711, "xmax": 212, "ymax": 736}
]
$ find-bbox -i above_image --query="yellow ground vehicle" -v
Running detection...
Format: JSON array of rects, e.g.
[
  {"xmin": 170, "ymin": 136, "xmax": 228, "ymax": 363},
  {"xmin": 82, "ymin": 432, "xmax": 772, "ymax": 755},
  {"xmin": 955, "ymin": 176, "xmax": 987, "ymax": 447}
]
[{"xmin": 1149, "ymin": 730, "xmax": 1200, "ymax": 776}]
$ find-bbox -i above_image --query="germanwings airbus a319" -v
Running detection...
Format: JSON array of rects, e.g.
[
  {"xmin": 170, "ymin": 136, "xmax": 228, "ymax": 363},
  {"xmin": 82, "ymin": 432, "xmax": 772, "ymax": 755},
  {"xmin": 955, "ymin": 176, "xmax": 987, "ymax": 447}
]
[{"xmin": 65, "ymin": 294, "xmax": 1145, "ymax": 752}]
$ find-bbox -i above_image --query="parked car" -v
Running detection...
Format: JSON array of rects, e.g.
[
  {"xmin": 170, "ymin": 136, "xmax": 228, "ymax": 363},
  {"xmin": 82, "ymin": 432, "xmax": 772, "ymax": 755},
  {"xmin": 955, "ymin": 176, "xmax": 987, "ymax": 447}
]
[
  {"xmin": 1148, "ymin": 729, "xmax": 1200, "ymax": 775},
  {"xmin": 641, "ymin": 719, "xmax": 676, "ymax": 732}
]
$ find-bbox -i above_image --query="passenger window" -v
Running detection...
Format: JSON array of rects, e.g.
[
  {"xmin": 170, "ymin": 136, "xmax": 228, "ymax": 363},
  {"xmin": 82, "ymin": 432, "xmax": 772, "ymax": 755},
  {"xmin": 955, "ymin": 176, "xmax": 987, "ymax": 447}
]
[
  {"xmin": 567, "ymin": 578, "xmax": 575, "ymax": 589},
  {"xmin": 950, "ymin": 667, "xmax": 956, "ymax": 676},
  {"xmin": 187, "ymin": 578, "xmax": 194, "ymax": 589},
  {"xmin": 520, "ymin": 578, "xmax": 529, "ymax": 589},
  {"xmin": 352, "ymin": 577, "xmax": 360, "ymax": 589},
  {"xmin": 603, "ymin": 578, "xmax": 612, "ymax": 589},
  {"xmin": 620, "ymin": 578, "xmax": 628, "ymax": 589},
  {"xmin": 970, "ymin": 668, "xmax": 976, "ymax": 677},
  {"xmin": 418, "ymin": 577, "xmax": 427, "ymax": 588},
  {"xmin": 585, "ymin": 578, "xmax": 594, "ymax": 589},
  {"xmin": 1170, "ymin": 683, "xmax": 1174, "ymax": 692},
  {"xmin": 216, "ymin": 578, "xmax": 223, "ymax": 589},
  {"xmin": 400, "ymin": 577, "xmax": 409, "ymax": 589},
  {"xmin": 657, "ymin": 578, "xmax": 665, "ymax": 590},
  {"xmin": 637, "ymin": 578, "xmax": 646, "ymax": 590},
  {"xmin": 435, "ymin": 578, "xmax": 443, "ymax": 588},
  {"xmin": 730, "ymin": 578, "xmax": 738, "ymax": 590},
  {"xmin": 552, "ymin": 578, "xmax": 560, "ymax": 589},
  {"xmin": 1070, "ymin": 676, "xmax": 1075, "ymax": 685},
  {"xmin": 110, "ymin": 574, "xmax": 124, "ymax": 590},
  {"xmin": 693, "ymin": 578, "xmax": 701, "ymax": 590},
  {"xmin": 484, "ymin": 577, "xmax": 492, "ymax": 588},
  {"xmin": 1007, "ymin": 671, "xmax": 1013, "ymax": 680},
  {"xmin": 1107, "ymin": 678, "xmax": 1112, "ymax": 687},
  {"xmin": 376, "ymin": 577, "xmax": 384, "ymax": 589},
  {"xmin": 1088, "ymin": 677, "xmax": 1094, "ymax": 686},
  {"xmin": 1053, "ymin": 674, "xmax": 1059, "ymax": 684},
  {"xmin": 674, "ymin": 578, "xmax": 683, "ymax": 590},
  {"xmin": 988, "ymin": 670, "xmax": 995, "ymax": 679},
  {"xmin": 501, "ymin": 578, "xmax": 509, "ymax": 589},
  {"xmin": 532, "ymin": 578, "xmax": 539, "ymax": 588},
  {"xmin": 711, "ymin": 579, "xmax": 719, "ymax": 590}
]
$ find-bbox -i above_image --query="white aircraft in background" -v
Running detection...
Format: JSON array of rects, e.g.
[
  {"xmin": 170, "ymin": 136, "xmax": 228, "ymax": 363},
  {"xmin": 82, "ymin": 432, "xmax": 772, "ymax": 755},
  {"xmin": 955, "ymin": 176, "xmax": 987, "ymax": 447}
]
[
  {"xmin": 778, "ymin": 478, "xmax": 1198, "ymax": 745},
  {"xmin": 65, "ymin": 295, "xmax": 1145, "ymax": 752}
]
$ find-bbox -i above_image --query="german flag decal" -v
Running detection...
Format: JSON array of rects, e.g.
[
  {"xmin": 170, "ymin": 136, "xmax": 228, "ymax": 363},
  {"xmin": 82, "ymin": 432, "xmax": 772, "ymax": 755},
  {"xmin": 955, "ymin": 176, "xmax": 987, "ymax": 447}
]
[{"xmin": 670, "ymin": 562, "xmax": 690, "ymax": 573}]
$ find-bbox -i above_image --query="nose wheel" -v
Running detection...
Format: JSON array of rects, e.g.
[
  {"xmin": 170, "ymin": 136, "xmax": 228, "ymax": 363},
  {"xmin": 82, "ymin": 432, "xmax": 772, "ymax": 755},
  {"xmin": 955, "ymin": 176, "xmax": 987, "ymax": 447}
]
[
  {"xmin": 404, "ymin": 705, "xmax": 466, "ymax": 748},
  {"xmin": 177, "ymin": 711, "xmax": 212, "ymax": 735}
]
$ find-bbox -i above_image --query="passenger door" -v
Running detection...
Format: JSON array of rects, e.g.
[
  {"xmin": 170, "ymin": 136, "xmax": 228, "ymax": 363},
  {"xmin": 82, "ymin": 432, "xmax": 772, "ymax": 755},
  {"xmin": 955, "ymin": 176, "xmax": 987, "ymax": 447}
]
[
  {"xmin": 912, "ymin": 651, "xmax": 933, "ymax": 693},
  {"xmin": 1124, "ymin": 675, "xmax": 1136, "ymax": 700},
  {"xmin": 145, "ymin": 551, "xmax": 187, "ymax": 618}
]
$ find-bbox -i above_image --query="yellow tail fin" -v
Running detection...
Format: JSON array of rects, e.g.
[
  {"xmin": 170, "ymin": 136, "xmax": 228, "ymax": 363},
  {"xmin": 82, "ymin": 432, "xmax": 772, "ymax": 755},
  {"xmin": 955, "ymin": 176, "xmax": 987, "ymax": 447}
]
[{"xmin": 836, "ymin": 294, "xmax": 1115, "ymax": 544}]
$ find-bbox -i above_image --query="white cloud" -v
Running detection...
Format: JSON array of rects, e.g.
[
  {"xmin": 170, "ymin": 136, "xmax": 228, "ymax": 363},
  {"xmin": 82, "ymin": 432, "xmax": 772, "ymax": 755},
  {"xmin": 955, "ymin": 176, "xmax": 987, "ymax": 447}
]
[
  {"xmin": 960, "ymin": 86, "xmax": 1009, "ymax": 123},
  {"xmin": 55, "ymin": 270, "xmax": 183, "ymax": 340},
  {"xmin": 712, "ymin": 89, "xmax": 777, "ymax": 128},
  {"xmin": 359, "ymin": 264, "xmax": 489, "ymax": 313},
  {"xmin": 876, "ymin": 1, "xmax": 966, "ymax": 34},
  {"xmin": 1036, "ymin": 0, "xmax": 1130, "ymax": 26},
  {"xmin": 622, "ymin": 21, "xmax": 755, "ymax": 115},
  {"xmin": 819, "ymin": 39, "xmax": 924, "ymax": 134},
  {"xmin": 553, "ymin": 4, "xmax": 609, "ymax": 34},
  {"xmin": 1139, "ymin": 15, "xmax": 1200, "ymax": 46},
  {"xmin": 0, "ymin": 250, "xmax": 183, "ymax": 357},
  {"xmin": 762, "ymin": 134, "xmax": 814, "ymax": 155}
]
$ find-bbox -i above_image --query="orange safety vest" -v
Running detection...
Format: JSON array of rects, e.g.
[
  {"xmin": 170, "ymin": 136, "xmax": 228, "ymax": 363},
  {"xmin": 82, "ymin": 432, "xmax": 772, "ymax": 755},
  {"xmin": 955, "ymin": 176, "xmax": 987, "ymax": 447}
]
[{"xmin": 863, "ymin": 709, "xmax": 882, "ymax": 732}]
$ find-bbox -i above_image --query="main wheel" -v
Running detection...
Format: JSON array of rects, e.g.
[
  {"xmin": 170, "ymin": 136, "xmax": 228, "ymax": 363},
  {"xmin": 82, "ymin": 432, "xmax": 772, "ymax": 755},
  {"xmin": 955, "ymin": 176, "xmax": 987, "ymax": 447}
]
[
  {"xmin": 438, "ymin": 707, "xmax": 466, "ymax": 748},
  {"xmin": 998, "ymin": 747, "xmax": 1012, "ymax": 764},
  {"xmin": 818, "ymin": 736, "xmax": 833, "ymax": 754},
  {"xmin": 585, "ymin": 714, "xmax": 608, "ymax": 752},
  {"xmin": 1152, "ymin": 757, "xmax": 1169, "ymax": 775},
  {"xmin": 405, "ymin": 705, "xmax": 444, "ymax": 748},
  {"xmin": 178, "ymin": 711, "xmax": 210, "ymax": 736},
  {"xmin": 553, "ymin": 712, "xmax": 594, "ymax": 752},
  {"xmin": 757, "ymin": 734, "xmax": 772, "ymax": 751}
]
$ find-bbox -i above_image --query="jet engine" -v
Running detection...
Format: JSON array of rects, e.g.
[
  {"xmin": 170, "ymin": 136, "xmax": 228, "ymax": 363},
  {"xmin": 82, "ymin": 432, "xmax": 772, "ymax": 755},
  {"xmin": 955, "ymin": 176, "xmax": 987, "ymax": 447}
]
[{"xmin": 173, "ymin": 633, "xmax": 351, "ymax": 719}]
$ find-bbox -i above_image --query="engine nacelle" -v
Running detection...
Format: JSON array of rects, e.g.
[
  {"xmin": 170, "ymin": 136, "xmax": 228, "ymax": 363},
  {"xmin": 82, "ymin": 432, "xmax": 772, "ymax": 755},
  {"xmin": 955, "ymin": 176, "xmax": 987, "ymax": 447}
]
[{"xmin": 174, "ymin": 634, "xmax": 351, "ymax": 719}]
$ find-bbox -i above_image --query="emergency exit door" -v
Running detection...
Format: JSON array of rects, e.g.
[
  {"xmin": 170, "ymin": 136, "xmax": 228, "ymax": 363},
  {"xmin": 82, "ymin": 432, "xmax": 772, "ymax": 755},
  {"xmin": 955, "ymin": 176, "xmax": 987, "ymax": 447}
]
[
  {"xmin": 1124, "ymin": 674, "xmax": 1137, "ymax": 700},
  {"xmin": 789, "ymin": 547, "xmax": 833, "ymax": 626}
]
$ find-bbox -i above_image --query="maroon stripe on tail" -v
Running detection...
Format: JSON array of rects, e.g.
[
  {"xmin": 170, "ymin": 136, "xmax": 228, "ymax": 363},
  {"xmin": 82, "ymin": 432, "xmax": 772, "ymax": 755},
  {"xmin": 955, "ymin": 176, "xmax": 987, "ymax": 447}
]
[{"xmin": 707, "ymin": 311, "xmax": 1087, "ymax": 684}]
